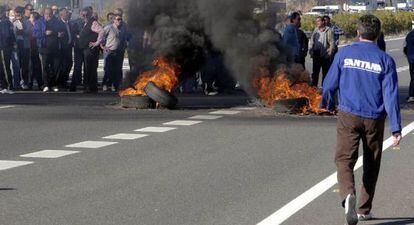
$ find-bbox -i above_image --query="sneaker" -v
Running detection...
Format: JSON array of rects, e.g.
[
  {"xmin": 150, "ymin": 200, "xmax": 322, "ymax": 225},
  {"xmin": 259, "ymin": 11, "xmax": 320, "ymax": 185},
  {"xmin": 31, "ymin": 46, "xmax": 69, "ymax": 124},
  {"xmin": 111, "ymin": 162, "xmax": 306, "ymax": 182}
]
[
  {"xmin": 345, "ymin": 194, "xmax": 358, "ymax": 225},
  {"xmin": 0, "ymin": 89, "xmax": 6, "ymax": 94},
  {"xmin": 43, "ymin": 87, "xmax": 49, "ymax": 92},
  {"xmin": 21, "ymin": 84, "xmax": 29, "ymax": 90},
  {"xmin": 357, "ymin": 213, "xmax": 373, "ymax": 221},
  {"xmin": 407, "ymin": 97, "xmax": 414, "ymax": 103},
  {"xmin": 102, "ymin": 85, "xmax": 108, "ymax": 92},
  {"xmin": 52, "ymin": 87, "xmax": 59, "ymax": 92},
  {"xmin": 5, "ymin": 89, "xmax": 14, "ymax": 94},
  {"xmin": 111, "ymin": 85, "xmax": 116, "ymax": 92}
]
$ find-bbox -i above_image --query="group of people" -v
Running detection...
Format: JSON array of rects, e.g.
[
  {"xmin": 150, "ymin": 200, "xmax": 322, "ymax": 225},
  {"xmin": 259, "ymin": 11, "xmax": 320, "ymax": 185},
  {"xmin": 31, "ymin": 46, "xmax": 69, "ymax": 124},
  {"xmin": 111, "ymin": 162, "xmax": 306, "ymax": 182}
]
[{"xmin": 0, "ymin": 4, "xmax": 128, "ymax": 94}]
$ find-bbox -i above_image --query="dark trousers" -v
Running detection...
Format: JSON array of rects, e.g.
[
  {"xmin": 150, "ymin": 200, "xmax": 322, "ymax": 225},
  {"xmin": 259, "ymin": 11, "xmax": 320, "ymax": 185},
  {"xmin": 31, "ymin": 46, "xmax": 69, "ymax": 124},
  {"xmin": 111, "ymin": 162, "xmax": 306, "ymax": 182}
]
[
  {"xmin": 409, "ymin": 62, "xmax": 414, "ymax": 97},
  {"xmin": 83, "ymin": 47, "xmax": 99, "ymax": 91},
  {"xmin": 335, "ymin": 111, "xmax": 385, "ymax": 215},
  {"xmin": 57, "ymin": 47, "xmax": 73, "ymax": 88},
  {"xmin": 17, "ymin": 43, "xmax": 30, "ymax": 86},
  {"xmin": 105, "ymin": 50, "xmax": 124, "ymax": 90},
  {"xmin": 29, "ymin": 47, "xmax": 43, "ymax": 89},
  {"xmin": 0, "ymin": 49, "xmax": 12, "ymax": 89},
  {"xmin": 311, "ymin": 54, "xmax": 331, "ymax": 87},
  {"xmin": 71, "ymin": 47, "xmax": 84, "ymax": 89},
  {"xmin": 40, "ymin": 52, "xmax": 59, "ymax": 88}
]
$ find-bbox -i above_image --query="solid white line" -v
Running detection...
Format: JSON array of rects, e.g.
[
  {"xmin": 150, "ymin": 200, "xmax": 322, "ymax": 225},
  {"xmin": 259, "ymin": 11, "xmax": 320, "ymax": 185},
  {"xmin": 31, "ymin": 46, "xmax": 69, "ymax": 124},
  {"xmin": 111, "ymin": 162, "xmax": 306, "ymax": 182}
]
[
  {"xmin": 135, "ymin": 127, "xmax": 177, "ymax": 133},
  {"xmin": 189, "ymin": 115, "xmax": 223, "ymax": 120},
  {"xmin": 209, "ymin": 110, "xmax": 241, "ymax": 115},
  {"xmin": 163, "ymin": 120, "xmax": 203, "ymax": 126},
  {"xmin": 0, "ymin": 160, "xmax": 34, "ymax": 171},
  {"xmin": 397, "ymin": 65, "xmax": 409, "ymax": 73},
  {"xmin": 0, "ymin": 105, "xmax": 15, "ymax": 109},
  {"xmin": 257, "ymin": 122, "xmax": 414, "ymax": 225},
  {"xmin": 65, "ymin": 141, "xmax": 117, "ymax": 149},
  {"xmin": 388, "ymin": 48, "xmax": 400, "ymax": 52},
  {"xmin": 20, "ymin": 150, "xmax": 80, "ymax": 158},
  {"xmin": 102, "ymin": 133, "xmax": 148, "ymax": 140}
]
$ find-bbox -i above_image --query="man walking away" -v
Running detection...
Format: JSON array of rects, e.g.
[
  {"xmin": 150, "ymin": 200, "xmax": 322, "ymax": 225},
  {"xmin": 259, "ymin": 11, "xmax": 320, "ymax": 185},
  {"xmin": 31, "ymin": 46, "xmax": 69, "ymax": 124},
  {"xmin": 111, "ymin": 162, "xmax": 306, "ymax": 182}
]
[
  {"xmin": 57, "ymin": 8, "xmax": 74, "ymax": 89},
  {"xmin": 321, "ymin": 15, "xmax": 402, "ymax": 225},
  {"xmin": 13, "ymin": 6, "xmax": 31, "ymax": 90},
  {"xmin": 78, "ymin": 7, "xmax": 103, "ymax": 93},
  {"xmin": 33, "ymin": 7, "xmax": 62, "ymax": 92},
  {"xmin": 309, "ymin": 16, "xmax": 334, "ymax": 87},
  {"xmin": 102, "ymin": 14, "xmax": 126, "ymax": 92},
  {"xmin": 404, "ymin": 29, "xmax": 414, "ymax": 102},
  {"xmin": 0, "ymin": 5, "xmax": 15, "ymax": 94},
  {"xmin": 282, "ymin": 12, "xmax": 301, "ymax": 63}
]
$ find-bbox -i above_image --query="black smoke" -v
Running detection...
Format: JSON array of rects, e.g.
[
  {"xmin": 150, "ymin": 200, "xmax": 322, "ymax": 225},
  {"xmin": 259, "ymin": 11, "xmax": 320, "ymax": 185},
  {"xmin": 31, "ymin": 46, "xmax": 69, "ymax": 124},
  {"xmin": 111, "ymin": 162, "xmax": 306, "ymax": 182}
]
[{"xmin": 127, "ymin": 0, "xmax": 289, "ymax": 94}]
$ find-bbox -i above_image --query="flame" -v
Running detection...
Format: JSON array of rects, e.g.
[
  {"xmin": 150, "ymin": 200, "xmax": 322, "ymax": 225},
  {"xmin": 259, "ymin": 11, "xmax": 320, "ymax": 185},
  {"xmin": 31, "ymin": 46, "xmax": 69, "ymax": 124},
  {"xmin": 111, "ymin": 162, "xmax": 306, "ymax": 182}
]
[
  {"xmin": 120, "ymin": 57, "xmax": 181, "ymax": 97},
  {"xmin": 253, "ymin": 70, "xmax": 324, "ymax": 114}
]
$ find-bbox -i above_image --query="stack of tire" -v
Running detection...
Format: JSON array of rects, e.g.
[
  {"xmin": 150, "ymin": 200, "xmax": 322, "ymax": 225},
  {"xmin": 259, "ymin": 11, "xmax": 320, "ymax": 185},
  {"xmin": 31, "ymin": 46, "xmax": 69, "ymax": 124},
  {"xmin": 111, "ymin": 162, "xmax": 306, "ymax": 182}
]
[{"xmin": 121, "ymin": 82, "xmax": 178, "ymax": 109}]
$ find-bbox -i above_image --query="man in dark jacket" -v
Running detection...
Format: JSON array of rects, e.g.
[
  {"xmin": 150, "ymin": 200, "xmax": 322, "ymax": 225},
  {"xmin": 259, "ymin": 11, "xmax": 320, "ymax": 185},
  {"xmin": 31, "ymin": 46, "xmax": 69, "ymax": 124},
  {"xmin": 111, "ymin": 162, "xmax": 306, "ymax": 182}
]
[
  {"xmin": 69, "ymin": 15, "xmax": 85, "ymax": 92},
  {"xmin": 0, "ymin": 5, "xmax": 15, "ymax": 94},
  {"xmin": 321, "ymin": 15, "xmax": 402, "ymax": 225},
  {"xmin": 33, "ymin": 7, "xmax": 63, "ymax": 92},
  {"xmin": 56, "ymin": 8, "xmax": 74, "ymax": 89},
  {"xmin": 404, "ymin": 30, "xmax": 414, "ymax": 102}
]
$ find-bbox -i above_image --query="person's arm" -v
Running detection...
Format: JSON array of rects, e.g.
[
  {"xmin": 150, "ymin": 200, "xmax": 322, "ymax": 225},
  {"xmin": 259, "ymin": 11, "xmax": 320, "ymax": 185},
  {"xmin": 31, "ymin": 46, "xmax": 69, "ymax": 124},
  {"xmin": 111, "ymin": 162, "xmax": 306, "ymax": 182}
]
[
  {"xmin": 90, "ymin": 21, "xmax": 104, "ymax": 47},
  {"xmin": 320, "ymin": 52, "xmax": 341, "ymax": 111},
  {"xmin": 308, "ymin": 30, "xmax": 315, "ymax": 58},
  {"xmin": 327, "ymin": 29, "xmax": 335, "ymax": 57},
  {"xmin": 382, "ymin": 58, "xmax": 402, "ymax": 136}
]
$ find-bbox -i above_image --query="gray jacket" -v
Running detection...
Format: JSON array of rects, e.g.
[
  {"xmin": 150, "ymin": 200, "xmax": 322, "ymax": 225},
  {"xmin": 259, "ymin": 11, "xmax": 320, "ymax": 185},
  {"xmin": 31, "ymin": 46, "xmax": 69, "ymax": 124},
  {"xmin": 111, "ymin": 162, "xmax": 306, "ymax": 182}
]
[{"xmin": 309, "ymin": 26, "xmax": 334, "ymax": 59}]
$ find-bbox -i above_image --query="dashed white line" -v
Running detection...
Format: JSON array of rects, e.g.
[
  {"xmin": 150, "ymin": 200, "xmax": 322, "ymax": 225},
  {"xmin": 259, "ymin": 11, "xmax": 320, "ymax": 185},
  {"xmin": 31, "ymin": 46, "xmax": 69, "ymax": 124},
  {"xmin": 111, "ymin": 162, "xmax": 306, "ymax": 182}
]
[
  {"xmin": 20, "ymin": 150, "xmax": 80, "ymax": 158},
  {"xmin": 209, "ymin": 110, "xmax": 241, "ymax": 115},
  {"xmin": 189, "ymin": 115, "xmax": 223, "ymax": 120},
  {"xmin": 65, "ymin": 141, "xmax": 117, "ymax": 149},
  {"xmin": 103, "ymin": 133, "xmax": 148, "ymax": 140},
  {"xmin": 388, "ymin": 48, "xmax": 400, "ymax": 52},
  {"xmin": 232, "ymin": 107, "xmax": 257, "ymax": 111},
  {"xmin": 163, "ymin": 120, "xmax": 202, "ymax": 126},
  {"xmin": 256, "ymin": 121, "xmax": 414, "ymax": 225},
  {"xmin": 0, "ymin": 105, "xmax": 15, "ymax": 109},
  {"xmin": 0, "ymin": 160, "xmax": 34, "ymax": 171},
  {"xmin": 397, "ymin": 65, "xmax": 409, "ymax": 73},
  {"xmin": 135, "ymin": 127, "xmax": 177, "ymax": 133}
]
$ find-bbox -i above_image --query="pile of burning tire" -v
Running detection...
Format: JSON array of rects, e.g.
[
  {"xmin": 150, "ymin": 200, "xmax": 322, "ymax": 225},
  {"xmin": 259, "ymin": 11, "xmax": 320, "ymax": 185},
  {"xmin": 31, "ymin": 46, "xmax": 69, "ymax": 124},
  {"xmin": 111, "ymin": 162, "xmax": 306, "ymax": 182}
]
[{"xmin": 120, "ymin": 82, "xmax": 178, "ymax": 109}]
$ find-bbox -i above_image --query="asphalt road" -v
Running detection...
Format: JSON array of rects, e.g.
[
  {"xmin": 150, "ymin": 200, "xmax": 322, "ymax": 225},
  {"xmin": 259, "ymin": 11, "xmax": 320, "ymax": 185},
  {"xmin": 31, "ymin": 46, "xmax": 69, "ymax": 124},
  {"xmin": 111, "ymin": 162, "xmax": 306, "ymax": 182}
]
[{"xmin": 1, "ymin": 37, "xmax": 414, "ymax": 225}]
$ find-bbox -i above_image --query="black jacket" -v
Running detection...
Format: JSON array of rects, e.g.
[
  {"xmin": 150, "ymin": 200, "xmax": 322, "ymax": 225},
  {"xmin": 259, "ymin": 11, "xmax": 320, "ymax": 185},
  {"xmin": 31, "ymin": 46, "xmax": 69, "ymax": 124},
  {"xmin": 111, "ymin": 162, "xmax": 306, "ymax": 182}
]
[{"xmin": 0, "ymin": 16, "xmax": 15, "ymax": 50}]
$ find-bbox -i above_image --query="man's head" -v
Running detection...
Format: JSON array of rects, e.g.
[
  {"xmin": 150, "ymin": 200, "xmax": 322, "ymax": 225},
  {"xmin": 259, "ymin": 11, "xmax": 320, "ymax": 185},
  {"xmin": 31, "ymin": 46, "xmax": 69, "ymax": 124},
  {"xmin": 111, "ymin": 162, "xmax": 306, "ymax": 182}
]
[
  {"xmin": 0, "ymin": 5, "xmax": 7, "ymax": 18},
  {"xmin": 107, "ymin": 12, "xmax": 115, "ymax": 23},
  {"xmin": 24, "ymin": 4, "xmax": 33, "ymax": 17},
  {"xmin": 357, "ymin": 14, "xmax": 381, "ymax": 41},
  {"xmin": 315, "ymin": 16, "xmax": 325, "ymax": 29},
  {"xmin": 80, "ymin": 7, "xmax": 92, "ymax": 22},
  {"xmin": 44, "ymin": 7, "xmax": 53, "ymax": 21},
  {"xmin": 59, "ymin": 8, "xmax": 69, "ymax": 21},
  {"xmin": 51, "ymin": 5, "xmax": 59, "ymax": 14},
  {"xmin": 14, "ymin": 6, "xmax": 24, "ymax": 20},
  {"xmin": 114, "ymin": 14, "xmax": 123, "ymax": 27},
  {"xmin": 114, "ymin": 8, "xmax": 123, "ymax": 17},
  {"xmin": 289, "ymin": 12, "xmax": 301, "ymax": 27},
  {"xmin": 323, "ymin": 15, "xmax": 331, "ymax": 26}
]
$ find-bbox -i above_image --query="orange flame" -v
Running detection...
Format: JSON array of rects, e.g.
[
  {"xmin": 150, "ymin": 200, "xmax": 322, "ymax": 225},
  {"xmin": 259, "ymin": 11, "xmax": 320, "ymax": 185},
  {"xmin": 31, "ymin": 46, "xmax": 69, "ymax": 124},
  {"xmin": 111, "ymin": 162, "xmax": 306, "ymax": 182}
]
[
  {"xmin": 253, "ymin": 70, "xmax": 323, "ymax": 114},
  {"xmin": 119, "ymin": 57, "xmax": 181, "ymax": 97}
]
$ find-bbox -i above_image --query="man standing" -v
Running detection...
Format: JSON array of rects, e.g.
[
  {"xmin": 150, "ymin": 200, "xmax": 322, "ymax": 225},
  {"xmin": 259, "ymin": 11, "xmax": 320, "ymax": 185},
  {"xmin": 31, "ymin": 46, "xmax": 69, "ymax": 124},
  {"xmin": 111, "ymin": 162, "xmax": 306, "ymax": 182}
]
[
  {"xmin": 404, "ymin": 30, "xmax": 414, "ymax": 102},
  {"xmin": 321, "ymin": 15, "xmax": 402, "ymax": 225},
  {"xmin": 282, "ymin": 12, "xmax": 301, "ymax": 63},
  {"xmin": 309, "ymin": 16, "xmax": 334, "ymax": 87},
  {"xmin": 56, "ymin": 8, "xmax": 74, "ymax": 89},
  {"xmin": 69, "ymin": 11, "xmax": 85, "ymax": 92},
  {"xmin": 323, "ymin": 15, "xmax": 344, "ymax": 55},
  {"xmin": 297, "ymin": 20, "xmax": 308, "ymax": 69},
  {"xmin": 0, "ymin": 5, "xmax": 15, "ymax": 94},
  {"xmin": 78, "ymin": 7, "xmax": 102, "ymax": 93},
  {"xmin": 33, "ymin": 7, "xmax": 62, "ymax": 92},
  {"xmin": 13, "ymin": 6, "xmax": 31, "ymax": 90}
]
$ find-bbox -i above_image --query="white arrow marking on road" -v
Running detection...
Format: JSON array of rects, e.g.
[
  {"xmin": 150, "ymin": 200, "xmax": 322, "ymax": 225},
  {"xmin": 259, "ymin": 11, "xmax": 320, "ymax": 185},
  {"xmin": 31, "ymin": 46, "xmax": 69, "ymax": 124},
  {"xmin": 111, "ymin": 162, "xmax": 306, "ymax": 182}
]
[
  {"xmin": 257, "ymin": 121, "xmax": 414, "ymax": 225},
  {"xmin": 0, "ymin": 160, "xmax": 34, "ymax": 171},
  {"xmin": 20, "ymin": 150, "xmax": 80, "ymax": 158}
]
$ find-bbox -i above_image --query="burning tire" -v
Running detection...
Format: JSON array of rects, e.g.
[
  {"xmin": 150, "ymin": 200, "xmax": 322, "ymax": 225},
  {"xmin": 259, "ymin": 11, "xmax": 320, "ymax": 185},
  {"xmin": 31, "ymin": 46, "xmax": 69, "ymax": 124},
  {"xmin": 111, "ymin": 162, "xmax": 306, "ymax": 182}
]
[
  {"xmin": 144, "ymin": 82, "xmax": 178, "ymax": 109},
  {"xmin": 120, "ymin": 96, "xmax": 156, "ymax": 109},
  {"xmin": 273, "ymin": 97, "xmax": 309, "ymax": 114}
]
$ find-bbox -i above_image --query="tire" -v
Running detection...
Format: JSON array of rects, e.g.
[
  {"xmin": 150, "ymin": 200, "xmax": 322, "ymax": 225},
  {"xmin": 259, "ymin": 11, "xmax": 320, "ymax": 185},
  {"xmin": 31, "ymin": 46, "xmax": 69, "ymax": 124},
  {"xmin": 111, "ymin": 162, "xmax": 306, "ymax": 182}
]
[
  {"xmin": 120, "ymin": 96, "xmax": 156, "ymax": 109},
  {"xmin": 273, "ymin": 97, "xmax": 309, "ymax": 114},
  {"xmin": 144, "ymin": 82, "xmax": 178, "ymax": 109}
]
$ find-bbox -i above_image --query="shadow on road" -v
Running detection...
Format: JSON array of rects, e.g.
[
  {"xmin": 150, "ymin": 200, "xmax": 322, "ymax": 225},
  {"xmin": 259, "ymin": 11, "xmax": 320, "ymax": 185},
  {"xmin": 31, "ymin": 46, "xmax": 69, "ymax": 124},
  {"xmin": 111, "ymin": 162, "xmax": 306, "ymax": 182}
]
[{"xmin": 371, "ymin": 217, "xmax": 414, "ymax": 225}]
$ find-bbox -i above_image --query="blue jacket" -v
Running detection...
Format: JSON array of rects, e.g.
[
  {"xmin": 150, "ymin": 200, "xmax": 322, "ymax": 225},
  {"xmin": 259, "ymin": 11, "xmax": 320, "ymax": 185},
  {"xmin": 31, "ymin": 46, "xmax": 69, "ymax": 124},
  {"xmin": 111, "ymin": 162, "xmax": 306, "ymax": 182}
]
[
  {"xmin": 321, "ymin": 41, "xmax": 401, "ymax": 134},
  {"xmin": 282, "ymin": 24, "xmax": 300, "ymax": 59},
  {"xmin": 33, "ymin": 18, "xmax": 46, "ymax": 50}
]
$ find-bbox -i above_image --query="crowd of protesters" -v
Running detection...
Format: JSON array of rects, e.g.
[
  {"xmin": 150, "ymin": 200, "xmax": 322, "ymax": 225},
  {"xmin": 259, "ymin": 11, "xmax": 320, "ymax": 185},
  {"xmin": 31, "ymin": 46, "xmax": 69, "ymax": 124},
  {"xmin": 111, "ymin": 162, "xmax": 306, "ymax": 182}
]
[{"xmin": 0, "ymin": 4, "xmax": 128, "ymax": 94}]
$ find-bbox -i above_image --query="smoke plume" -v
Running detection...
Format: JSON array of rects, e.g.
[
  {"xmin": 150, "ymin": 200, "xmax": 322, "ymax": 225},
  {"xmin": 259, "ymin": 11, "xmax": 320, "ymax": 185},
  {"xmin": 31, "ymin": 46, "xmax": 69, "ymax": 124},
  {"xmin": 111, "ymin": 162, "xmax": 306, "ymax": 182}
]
[{"xmin": 127, "ymin": 0, "xmax": 289, "ymax": 94}]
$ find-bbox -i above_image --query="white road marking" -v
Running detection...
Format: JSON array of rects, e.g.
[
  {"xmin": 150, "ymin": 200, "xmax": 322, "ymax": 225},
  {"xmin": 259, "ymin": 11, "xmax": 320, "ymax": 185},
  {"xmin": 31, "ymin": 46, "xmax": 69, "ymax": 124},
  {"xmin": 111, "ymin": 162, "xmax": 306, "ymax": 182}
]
[
  {"xmin": 0, "ymin": 105, "xmax": 15, "ymax": 109},
  {"xmin": 103, "ymin": 133, "xmax": 148, "ymax": 140},
  {"xmin": 135, "ymin": 127, "xmax": 177, "ymax": 133},
  {"xmin": 232, "ymin": 107, "xmax": 257, "ymax": 111},
  {"xmin": 388, "ymin": 48, "xmax": 400, "ymax": 52},
  {"xmin": 65, "ymin": 141, "xmax": 117, "ymax": 149},
  {"xmin": 189, "ymin": 115, "xmax": 223, "ymax": 120},
  {"xmin": 163, "ymin": 120, "xmax": 202, "ymax": 126},
  {"xmin": 257, "ymin": 121, "xmax": 414, "ymax": 225},
  {"xmin": 20, "ymin": 150, "xmax": 80, "ymax": 158},
  {"xmin": 209, "ymin": 110, "xmax": 241, "ymax": 115},
  {"xmin": 0, "ymin": 160, "xmax": 34, "ymax": 171},
  {"xmin": 397, "ymin": 66, "xmax": 410, "ymax": 73}
]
